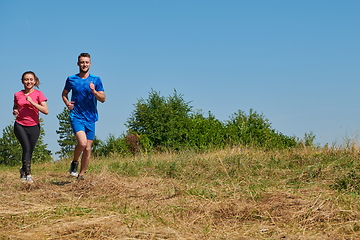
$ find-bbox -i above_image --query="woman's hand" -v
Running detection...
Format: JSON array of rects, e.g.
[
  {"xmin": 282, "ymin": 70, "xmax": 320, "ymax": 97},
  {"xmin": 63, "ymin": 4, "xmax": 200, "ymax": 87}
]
[{"xmin": 26, "ymin": 96, "xmax": 34, "ymax": 104}]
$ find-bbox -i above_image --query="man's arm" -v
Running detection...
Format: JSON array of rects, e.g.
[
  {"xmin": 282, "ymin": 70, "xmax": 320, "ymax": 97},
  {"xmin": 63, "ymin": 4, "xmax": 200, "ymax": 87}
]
[
  {"xmin": 90, "ymin": 82, "xmax": 106, "ymax": 103},
  {"xmin": 62, "ymin": 89, "xmax": 75, "ymax": 110},
  {"xmin": 93, "ymin": 91, "xmax": 106, "ymax": 103}
]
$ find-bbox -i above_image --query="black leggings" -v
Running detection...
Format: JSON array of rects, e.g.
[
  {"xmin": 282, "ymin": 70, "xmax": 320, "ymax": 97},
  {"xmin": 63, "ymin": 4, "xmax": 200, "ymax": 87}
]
[{"xmin": 14, "ymin": 122, "xmax": 40, "ymax": 175}]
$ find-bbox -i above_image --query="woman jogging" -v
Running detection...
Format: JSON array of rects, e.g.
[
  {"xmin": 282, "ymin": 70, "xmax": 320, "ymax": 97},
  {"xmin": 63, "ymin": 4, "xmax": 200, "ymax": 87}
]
[{"xmin": 13, "ymin": 71, "xmax": 49, "ymax": 183}]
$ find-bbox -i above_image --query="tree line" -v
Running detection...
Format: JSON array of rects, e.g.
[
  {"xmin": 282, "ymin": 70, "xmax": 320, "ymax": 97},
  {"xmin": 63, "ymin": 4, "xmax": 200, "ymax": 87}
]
[{"xmin": 0, "ymin": 89, "xmax": 309, "ymax": 165}]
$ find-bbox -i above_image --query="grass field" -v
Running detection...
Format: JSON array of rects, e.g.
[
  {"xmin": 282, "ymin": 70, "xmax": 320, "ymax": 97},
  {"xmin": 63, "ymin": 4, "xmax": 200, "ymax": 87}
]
[{"xmin": 1, "ymin": 145, "xmax": 360, "ymax": 239}]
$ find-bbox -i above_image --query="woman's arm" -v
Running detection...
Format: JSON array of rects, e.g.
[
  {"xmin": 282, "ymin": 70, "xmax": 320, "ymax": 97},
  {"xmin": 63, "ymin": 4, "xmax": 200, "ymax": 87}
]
[
  {"xmin": 26, "ymin": 96, "xmax": 49, "ymax": 115},
  {"xmin": 12, "ymin": 102, "xmax": 19, "ymax": 116}
]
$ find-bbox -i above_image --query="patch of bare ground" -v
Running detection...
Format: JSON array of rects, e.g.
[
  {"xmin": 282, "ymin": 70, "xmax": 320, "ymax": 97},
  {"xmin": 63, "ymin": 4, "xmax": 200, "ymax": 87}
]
[{"xmin": 0, "ymin": 163, "xmax": 359, "ymax": 239}]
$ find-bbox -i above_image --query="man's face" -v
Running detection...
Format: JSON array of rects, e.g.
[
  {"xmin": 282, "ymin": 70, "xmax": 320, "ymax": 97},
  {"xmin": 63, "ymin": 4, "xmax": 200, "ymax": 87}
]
[{"xmin": 78, "ymin": 57, "xmax": 91, "ymax": 73}]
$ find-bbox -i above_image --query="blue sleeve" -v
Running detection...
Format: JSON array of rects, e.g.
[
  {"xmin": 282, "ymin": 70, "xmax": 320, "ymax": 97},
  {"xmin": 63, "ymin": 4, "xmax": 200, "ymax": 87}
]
[
  {"xmin": 64, "ymin": 77, "xmax": 72, "ymax": 92},
  {"xmin": 95, "ymin": 77, "xmax": 104, "ymax": 92}
]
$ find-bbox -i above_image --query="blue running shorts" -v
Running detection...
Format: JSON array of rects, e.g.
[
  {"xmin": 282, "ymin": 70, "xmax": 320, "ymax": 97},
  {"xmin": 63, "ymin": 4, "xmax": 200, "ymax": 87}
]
[{"xmin": 71, "ymin": 119, "xmax": 95, "ymax": 140}]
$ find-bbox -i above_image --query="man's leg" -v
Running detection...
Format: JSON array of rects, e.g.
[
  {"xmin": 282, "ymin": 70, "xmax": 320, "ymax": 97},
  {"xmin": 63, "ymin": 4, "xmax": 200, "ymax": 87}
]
[
  {"xmin": 79, "ymin": 139, "xmax": 93, "ymax": 176},
  {"xmin": 69, "ymin": 131, "xmax": 87, "ymax": 176},
  {"xmin": 74, "ymin": 131, "xmax": 88, "ymax": 161}
]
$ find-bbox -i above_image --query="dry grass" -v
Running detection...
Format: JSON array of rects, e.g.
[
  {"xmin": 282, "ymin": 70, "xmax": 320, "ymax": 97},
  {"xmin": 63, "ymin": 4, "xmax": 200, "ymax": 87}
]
[{"xmin": 1, "ymin": 146, "xmax": 360, "ymax": 239}]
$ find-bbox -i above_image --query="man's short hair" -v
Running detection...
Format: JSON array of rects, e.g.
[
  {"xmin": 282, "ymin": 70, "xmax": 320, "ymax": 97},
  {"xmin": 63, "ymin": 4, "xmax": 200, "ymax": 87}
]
[{"xmin": 78, "ymin": 53, "xmax": 91, "ymax": 61}]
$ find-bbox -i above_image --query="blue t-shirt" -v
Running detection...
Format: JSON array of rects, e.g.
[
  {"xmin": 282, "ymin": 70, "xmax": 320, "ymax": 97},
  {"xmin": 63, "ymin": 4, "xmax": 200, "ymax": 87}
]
[{"xmin": 64, "ymin": 74, "xmax": 104, "ymax": 122}]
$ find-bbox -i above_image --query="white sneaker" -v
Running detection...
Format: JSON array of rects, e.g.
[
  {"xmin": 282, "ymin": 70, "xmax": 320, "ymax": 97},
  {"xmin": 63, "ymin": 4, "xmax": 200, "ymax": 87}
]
[{"xmin": 26, "ymin": 175, "xmax": 34, "ymax": 183}]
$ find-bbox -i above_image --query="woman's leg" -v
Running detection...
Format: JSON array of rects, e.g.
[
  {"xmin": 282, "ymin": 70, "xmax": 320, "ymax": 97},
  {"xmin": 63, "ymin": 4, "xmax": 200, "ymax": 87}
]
[
  {"xmin": 27, "ymin": 124, "xmax": 40, "ymax": 163},
  {"xmin": 14, "ymin": 123, "xmax": 40, "ymax": 175}
]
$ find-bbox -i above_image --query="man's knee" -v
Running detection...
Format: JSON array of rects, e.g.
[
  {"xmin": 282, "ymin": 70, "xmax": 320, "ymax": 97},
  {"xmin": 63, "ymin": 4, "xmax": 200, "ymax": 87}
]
[
  {"xmin": 85, "ymin": 145, "xmax": 92, "ymax": 152},
  {"xmin": 77, "ymin": 141, "xmax": 87, "ymax": 150}
]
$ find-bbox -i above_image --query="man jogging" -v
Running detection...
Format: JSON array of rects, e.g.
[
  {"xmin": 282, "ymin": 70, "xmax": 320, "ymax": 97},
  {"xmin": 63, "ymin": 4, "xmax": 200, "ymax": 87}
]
[{"xmin": 62, "ymin": 53, "xmax": 106, "ymax": 180}]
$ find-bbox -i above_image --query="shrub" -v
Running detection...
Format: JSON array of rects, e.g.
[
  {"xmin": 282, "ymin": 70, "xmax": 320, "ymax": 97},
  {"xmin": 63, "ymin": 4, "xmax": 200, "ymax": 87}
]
[
  {"xmin": 126, "ymin": 89, "xmax": 193, "ymax": 150},
  {"xmin": 225, "ymin": 109, "xmax": 298, "ymax": 149},
  {"xmin": 123, "ymin": 90, "xmax": 299, "ymax": 154}
]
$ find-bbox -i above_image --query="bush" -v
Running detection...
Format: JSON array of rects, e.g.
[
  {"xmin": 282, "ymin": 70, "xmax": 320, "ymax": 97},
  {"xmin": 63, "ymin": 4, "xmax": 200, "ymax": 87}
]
[
  {"xmin": 126, "ymin": 89, "xmax": 193, "ymax": 150},
  {"xmin": 225, "ymin": 109, "xmax": 298, "ymax": 149},
  {"xmin": 187, "ymin": 111, "xmax": 226, "ymax": 150},
  {"xmin": 97, "ymin": 134, "xmax": 128, "ymax": 157},
  {"xmin": 125, "ymin": 91, "xmax": 299, "ymax": 153}
]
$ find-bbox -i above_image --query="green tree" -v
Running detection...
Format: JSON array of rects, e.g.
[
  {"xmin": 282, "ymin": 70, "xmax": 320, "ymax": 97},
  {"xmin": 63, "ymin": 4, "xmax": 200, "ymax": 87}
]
[
  {"xmin": 187, "ymin": 111, "xmax": 226, "ymax": 150},
  {"xmin": 0, "ymin": 120, "xmax": 52, "ymax": 166},
  {"xmin": 0, "ymin": 124, "xmax": 22, "ymax": 165},
  {"xmin": 31, "ymin": 119, "xmax": 52, "ymax": 163},
  {"xmin": 126, "ymin": 89, "xmax": 298, "ymax": 152},
  {"xmin": 225, "ymin": 109, "xmax": 298, "ymax": 149},
  {"xmin": 126, "ymin": 89, "xmax": 193, "ymax": 150},
  {"xmin": 96, "ymin": 134, "xmax": 128, "ymax": 157},
  {"xmin": 56, "ymin": 107, "xmax": 76, "ymax": 159},
  {"xmin": 91, "ymin": 136, "xmax": 105, "ymax": 158}
]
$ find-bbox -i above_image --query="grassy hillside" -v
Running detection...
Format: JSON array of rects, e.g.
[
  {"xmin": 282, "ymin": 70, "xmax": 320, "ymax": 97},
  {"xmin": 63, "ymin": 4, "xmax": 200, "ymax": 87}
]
[{"xmin": 1, "ymin": 146, "xmax": 360, "ymax": 239}]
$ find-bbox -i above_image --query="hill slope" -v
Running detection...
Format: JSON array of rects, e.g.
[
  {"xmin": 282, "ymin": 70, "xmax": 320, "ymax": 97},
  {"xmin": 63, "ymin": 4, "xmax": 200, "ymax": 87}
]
[{"xmin": 1, "ymin": 147, "xmax": 359, "ymax": 239}]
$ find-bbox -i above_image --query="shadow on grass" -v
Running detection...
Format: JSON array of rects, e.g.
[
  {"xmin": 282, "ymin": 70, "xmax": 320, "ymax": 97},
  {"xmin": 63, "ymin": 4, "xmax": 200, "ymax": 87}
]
[{"xmin": 51, "ymin": 181, "xmax": 72, "ymax": 186}]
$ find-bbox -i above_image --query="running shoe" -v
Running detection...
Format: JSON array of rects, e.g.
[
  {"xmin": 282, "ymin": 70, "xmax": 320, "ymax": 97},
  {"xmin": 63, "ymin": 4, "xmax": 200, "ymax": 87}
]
[
  {"xmin": 69, "ymin": 161, "xmax": 79, "ymax": 177},
  {"xmin": 26, "ymin": 175, "xmax": 34, "ymax": 183},
  {"xmin": 19, "ymin": 168, "xmax": 26, "ymax": 182}
]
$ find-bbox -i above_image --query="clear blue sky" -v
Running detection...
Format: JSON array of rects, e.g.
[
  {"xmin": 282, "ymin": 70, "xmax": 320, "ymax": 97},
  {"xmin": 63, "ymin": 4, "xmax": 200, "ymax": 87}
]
[{"xmin": 1, "ymin": 0, "xmax": 359, "ymax": 156}]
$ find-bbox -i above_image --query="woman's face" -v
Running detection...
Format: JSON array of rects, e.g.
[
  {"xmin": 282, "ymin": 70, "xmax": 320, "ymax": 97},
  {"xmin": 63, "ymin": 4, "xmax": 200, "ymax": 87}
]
[{"xmin": 22, "ymin": 73, "xmax": 36, "ymax": 90}]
